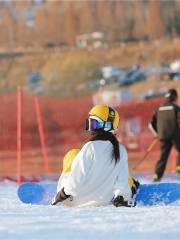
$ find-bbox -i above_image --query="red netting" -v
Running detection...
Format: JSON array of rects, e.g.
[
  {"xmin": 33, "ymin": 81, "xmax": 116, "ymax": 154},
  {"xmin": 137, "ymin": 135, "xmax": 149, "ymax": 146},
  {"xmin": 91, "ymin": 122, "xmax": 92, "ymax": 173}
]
[{"xmin": 0, "ymin": 90, "xmax": 179, "ymax": 180}]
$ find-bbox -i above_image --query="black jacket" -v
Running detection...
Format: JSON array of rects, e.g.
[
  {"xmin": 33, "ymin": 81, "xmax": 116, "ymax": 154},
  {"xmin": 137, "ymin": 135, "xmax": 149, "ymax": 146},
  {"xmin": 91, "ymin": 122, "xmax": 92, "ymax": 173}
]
[{"xmin": 150, "ymin": 101, "xmax": 180, "ymax": 140}]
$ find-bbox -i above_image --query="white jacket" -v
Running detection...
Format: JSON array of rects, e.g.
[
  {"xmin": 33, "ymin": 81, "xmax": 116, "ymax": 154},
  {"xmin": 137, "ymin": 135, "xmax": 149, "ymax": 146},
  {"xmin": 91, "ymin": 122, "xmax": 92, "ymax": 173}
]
[{"xmin": 57, "ymin": 140, "xmax": 131, "ymax": 207}]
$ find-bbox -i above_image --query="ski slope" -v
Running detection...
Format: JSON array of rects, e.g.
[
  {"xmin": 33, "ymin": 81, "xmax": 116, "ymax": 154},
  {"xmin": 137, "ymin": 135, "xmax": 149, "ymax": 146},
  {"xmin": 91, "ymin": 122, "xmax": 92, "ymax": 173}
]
[{"xmin": 0, "ymin": 174, "xmax": 180, "ymax": 240}]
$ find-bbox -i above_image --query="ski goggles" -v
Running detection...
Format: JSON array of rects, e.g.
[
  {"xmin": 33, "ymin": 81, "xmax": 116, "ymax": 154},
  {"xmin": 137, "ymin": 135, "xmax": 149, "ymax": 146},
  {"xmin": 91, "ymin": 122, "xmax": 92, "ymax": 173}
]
[{"xmin": 85, "ymin": 118, "xmax": 112, "ymax": 131}]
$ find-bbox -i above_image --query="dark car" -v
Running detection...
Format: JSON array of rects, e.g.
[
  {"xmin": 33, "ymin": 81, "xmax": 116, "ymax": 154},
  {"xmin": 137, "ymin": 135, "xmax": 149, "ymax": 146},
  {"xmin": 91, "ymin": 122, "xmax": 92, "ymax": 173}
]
[{"xmin": 117, "ymin": 69, "xmax": 146, "ymax": 86}]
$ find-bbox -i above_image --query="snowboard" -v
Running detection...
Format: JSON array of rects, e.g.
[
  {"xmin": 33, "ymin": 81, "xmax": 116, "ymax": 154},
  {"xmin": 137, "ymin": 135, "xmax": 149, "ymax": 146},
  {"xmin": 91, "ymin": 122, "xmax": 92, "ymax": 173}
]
[{"xmin": 17, "ymin": 182, "xmax": 180, "ymax": 206}]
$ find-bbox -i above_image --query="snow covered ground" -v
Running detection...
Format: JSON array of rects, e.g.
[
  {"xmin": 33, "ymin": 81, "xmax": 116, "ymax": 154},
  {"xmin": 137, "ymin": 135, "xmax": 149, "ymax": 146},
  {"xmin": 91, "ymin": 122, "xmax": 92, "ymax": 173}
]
[{"xmin": 0, "ymin": 174, "xmax": 180, "ymax": 240}]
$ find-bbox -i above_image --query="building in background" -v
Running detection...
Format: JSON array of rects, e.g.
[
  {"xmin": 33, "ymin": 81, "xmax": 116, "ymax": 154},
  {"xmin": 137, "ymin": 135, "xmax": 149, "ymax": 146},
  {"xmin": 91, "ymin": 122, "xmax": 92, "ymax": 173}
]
[{"xmin": 76, "ymin": 32, "xmax": 106, "ymax": 49}]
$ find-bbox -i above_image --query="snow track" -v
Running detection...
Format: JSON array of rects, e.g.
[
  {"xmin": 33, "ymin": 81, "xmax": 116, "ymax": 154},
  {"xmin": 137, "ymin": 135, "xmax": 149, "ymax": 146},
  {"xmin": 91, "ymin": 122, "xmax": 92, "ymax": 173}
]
[{"xmin": 0, "ymin": 177, "xmax": 180, "ymax": 240}]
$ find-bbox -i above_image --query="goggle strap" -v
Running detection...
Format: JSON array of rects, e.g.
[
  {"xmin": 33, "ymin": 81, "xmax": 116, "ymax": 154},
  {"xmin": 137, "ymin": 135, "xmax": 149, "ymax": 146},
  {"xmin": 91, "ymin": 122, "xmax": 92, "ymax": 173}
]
[
  {"xmin": 84, "ymin": 119, "xmax": 88, "ymax": 130},
  {"xmin": 102, "ymin": 121, "xmax": 106, "ymax": 130}
]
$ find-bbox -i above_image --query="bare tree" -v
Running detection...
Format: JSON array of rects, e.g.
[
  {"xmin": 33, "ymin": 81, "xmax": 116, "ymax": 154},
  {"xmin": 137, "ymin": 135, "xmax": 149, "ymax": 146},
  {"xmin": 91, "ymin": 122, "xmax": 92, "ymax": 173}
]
[{"xmin": 146, "ymin": 0, "xmax": 164, "ymax": 40}]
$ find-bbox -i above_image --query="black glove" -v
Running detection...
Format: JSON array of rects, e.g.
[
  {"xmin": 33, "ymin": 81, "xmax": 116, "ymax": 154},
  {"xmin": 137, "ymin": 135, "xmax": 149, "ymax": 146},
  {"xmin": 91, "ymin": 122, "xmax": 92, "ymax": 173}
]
[
  {"xmin": 131, "ymin": 178, "xmax": 140, "ymax": 198},
  {"xmin": 113, "ymin": 195, "xmax": 136, "ymax": 207},
  {"xmin": 51, "ymin": 188, "xmax": 71, "ymax": 205}
]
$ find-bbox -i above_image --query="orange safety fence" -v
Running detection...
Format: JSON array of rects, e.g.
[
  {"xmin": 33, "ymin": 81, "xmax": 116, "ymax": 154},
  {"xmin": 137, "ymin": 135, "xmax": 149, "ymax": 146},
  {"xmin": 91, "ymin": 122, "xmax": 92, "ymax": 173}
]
[{"xmin": 0, "ymin": 89, "xmax": 179, "ymax": 181}]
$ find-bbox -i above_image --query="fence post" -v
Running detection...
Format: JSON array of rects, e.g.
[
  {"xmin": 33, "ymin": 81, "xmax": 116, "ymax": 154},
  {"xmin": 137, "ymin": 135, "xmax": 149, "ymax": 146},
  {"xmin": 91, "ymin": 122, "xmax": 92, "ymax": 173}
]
[
  {"xmin": 17, "ymin": 86, "xmax": 22, "ymax": 184},
  {"xmin": 34, "ymin": 96, "xmax": 49, "ymax": 175}
]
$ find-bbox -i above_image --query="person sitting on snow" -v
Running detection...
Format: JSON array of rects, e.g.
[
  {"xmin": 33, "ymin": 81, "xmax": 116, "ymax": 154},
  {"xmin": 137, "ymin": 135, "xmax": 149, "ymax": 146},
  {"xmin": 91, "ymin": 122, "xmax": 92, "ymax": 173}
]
[{"xmin": 51, "ymin": 104, "xmax": 140, "ymax": 207}]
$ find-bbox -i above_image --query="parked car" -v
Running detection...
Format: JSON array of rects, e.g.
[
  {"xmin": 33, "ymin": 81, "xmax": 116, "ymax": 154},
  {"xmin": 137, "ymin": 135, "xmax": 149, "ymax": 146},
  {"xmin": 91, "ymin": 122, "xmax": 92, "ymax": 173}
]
[
  {"xmin": 117, "ymin": 68, "xmax": 146, "ymax": 86},
  {"xmin": 141, "ymin": 87, "xmax": 169, "ymax": 100},
  {"xmin": 86, "ymin": 79, "xmax": 103, "ymax": 90},
  {"xmin": 101, "ymin": 66, "xmax": 125, "ymax": 83},
  {"xmin": 172, "ymin": 73, "xmax": 180, "ymax": 81}
]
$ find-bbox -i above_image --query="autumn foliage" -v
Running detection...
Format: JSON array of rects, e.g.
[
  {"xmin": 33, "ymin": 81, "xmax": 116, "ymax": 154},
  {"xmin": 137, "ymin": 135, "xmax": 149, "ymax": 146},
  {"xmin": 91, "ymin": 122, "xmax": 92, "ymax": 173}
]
[{"xmin": 0, "ymin": 1, "xmax": 180, "ymax": 48}]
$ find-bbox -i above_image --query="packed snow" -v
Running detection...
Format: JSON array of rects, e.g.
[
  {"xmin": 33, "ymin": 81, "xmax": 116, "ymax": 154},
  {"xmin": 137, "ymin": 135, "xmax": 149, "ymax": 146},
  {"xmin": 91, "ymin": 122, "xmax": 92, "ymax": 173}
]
[{"xmin": 0, "ymin": 174, "xmax": 180, "ymax": 240}]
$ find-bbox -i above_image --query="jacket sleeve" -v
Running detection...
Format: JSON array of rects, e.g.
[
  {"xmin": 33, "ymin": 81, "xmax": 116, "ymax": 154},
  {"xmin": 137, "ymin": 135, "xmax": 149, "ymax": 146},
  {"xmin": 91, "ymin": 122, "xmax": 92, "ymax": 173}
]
[
  {"xmin": 113, "ymin": 145, "xmax": 132, "ymax": 201},
  {"xmin": 176, "ymin": 106, "xmax": 180, "ymax": 128},
  {"xmin": 150, "ymin": 111, "xmax": 157, "ymax": 133},
  {"xmin": 57, "ymin": 173, "xmax": 69, "ymax": 193},
  {"xmin": 62, "ymin": 142, "xmax": 94, "ymax": 196},
  {"xmin": 150, "ymin": 112, "xmax": 157, "ymax": 132}
]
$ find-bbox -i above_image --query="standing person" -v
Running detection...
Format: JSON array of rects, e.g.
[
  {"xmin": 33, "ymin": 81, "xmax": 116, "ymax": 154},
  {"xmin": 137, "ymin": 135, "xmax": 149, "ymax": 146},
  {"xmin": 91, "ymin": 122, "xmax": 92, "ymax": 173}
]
[
  {"xmin": 51, "ymin": 104, "xmax": 139, "ymax": 207},
  {"xmin": 149, "ymin": 88, "xmax": 180, "ymax": 182}
]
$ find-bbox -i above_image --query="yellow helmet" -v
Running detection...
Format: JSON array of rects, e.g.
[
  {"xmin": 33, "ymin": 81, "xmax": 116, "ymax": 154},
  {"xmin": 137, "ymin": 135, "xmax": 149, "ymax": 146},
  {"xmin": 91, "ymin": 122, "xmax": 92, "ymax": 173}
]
[
  {"xmin": 62, "ymin": 148, "xmax": 80, "ymax": 173},
  {"xmin": 86, "ymin": 104, "xmax": 119, "ymax": 131}
]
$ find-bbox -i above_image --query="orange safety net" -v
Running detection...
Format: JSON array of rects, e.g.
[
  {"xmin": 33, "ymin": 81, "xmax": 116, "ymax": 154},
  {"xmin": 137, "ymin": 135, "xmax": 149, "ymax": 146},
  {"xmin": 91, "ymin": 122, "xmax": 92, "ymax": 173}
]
[
  {"xmin": 0, "ymin": 90, "xmax": 179, "ymax": 180},
  {"xmin": 0, "ymin": 91, "xmax": 92, "ymax": 178}
]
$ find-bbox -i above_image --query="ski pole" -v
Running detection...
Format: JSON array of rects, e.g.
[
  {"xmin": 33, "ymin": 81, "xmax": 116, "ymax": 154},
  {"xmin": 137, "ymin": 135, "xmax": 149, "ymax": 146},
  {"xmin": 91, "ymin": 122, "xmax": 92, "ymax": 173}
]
[{"xmin": 132, "ymin": 137, "xmax": 158, "ymax": 170}]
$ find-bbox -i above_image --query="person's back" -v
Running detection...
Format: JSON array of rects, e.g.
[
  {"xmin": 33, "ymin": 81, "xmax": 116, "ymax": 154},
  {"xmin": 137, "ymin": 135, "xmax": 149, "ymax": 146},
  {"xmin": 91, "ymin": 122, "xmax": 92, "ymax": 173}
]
[
  {"xmin": 157, "ymin": 101, "xmax": 179, "ymax": 140},
  {"xmin": 61, "ymin": 140, "xmax": 131, "ymax": 206}
]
